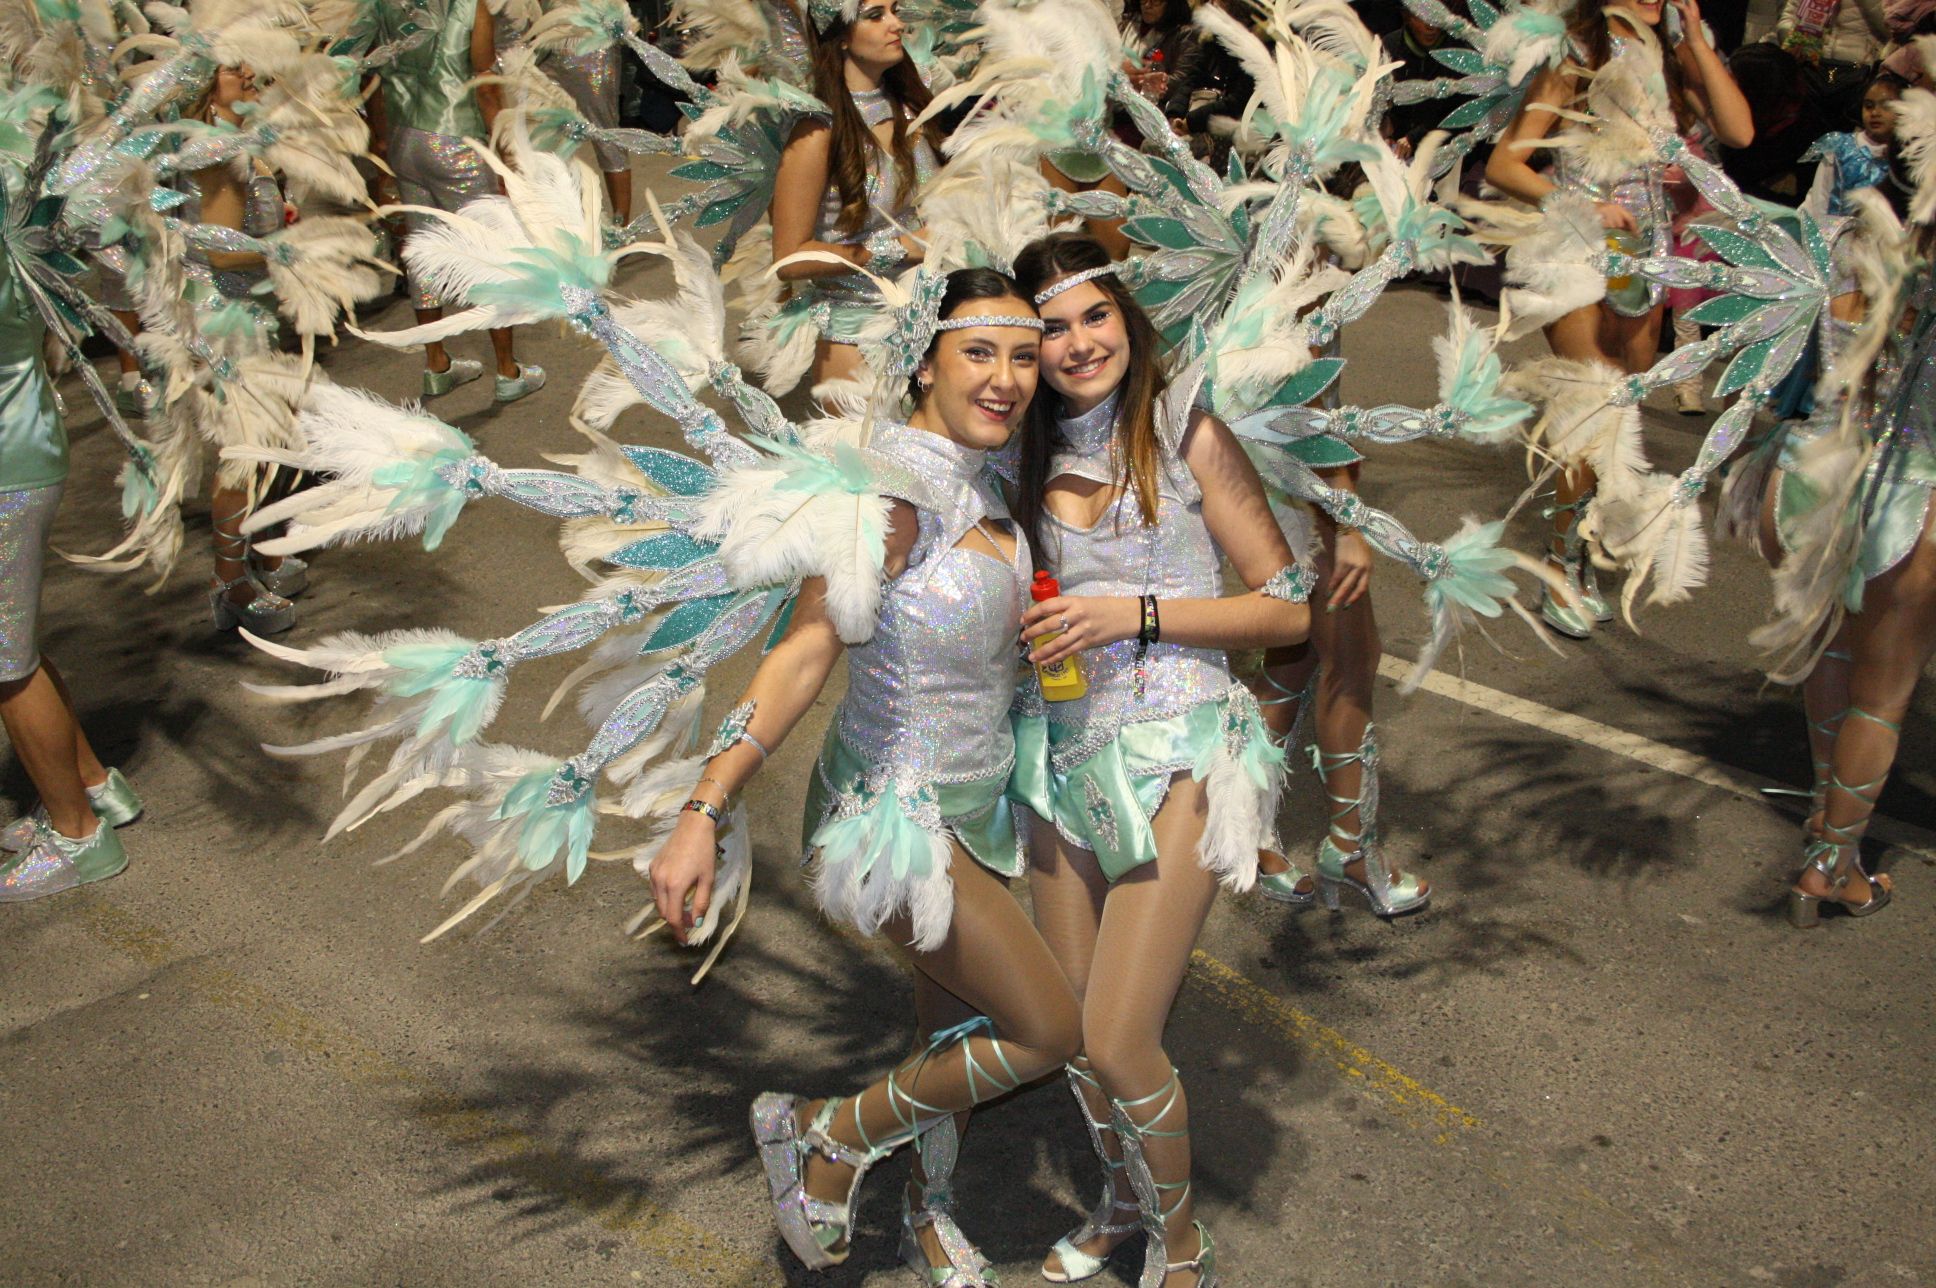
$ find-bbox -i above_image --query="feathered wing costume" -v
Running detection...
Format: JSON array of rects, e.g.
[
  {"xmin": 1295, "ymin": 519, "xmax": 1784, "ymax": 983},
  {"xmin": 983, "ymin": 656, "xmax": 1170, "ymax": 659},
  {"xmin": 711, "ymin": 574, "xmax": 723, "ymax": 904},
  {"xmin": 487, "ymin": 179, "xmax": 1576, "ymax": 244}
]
[{"xmin": 237, "ymin": 122, "xmax": 1024, "ymax": 975}]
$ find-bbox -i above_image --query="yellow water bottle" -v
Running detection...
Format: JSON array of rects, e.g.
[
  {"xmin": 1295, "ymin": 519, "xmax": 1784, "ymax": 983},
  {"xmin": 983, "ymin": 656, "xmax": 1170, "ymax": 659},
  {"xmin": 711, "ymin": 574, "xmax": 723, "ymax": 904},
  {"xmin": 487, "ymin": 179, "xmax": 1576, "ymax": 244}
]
[{"xmin": 1030, "ymin": 571, "xmax": 1088, "ymax": 702}]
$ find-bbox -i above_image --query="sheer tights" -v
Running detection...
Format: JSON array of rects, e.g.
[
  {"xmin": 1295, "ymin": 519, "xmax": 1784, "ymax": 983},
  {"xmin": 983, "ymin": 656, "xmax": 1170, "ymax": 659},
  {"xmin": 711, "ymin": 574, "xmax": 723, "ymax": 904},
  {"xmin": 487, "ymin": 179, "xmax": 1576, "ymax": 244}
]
[
  {"xmin": 797, "ymin": 845, "xmax": 1081, "ymax": 1251},
  {"xmin": 1029, "ymin": 773, "xmax": 1222, "ymax": 1286},
  {"xmin": 1797, "ymin": 522, "xmax": 1936, "ymax": 902}
]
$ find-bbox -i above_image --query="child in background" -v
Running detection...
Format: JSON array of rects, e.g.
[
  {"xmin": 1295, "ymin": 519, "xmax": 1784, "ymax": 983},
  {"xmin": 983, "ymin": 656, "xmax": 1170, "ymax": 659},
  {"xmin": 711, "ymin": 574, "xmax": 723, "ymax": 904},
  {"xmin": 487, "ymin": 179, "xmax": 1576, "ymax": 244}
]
[{"xmin": 1802, "ymin": 74, "xmax": 1904, "ymax": 219}]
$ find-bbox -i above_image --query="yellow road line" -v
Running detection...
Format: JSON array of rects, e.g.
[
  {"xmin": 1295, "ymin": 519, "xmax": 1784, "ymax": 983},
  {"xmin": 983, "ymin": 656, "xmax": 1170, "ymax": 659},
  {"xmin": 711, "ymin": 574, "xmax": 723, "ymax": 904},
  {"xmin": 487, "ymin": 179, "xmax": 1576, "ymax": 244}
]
[
  {"xmin": 1186, "ymin": 949, "xmax": 1480, "ymax": 1141},
  {"xmin": 70, "ymin": 897, "xmax": 777, "ymax": 1288}
]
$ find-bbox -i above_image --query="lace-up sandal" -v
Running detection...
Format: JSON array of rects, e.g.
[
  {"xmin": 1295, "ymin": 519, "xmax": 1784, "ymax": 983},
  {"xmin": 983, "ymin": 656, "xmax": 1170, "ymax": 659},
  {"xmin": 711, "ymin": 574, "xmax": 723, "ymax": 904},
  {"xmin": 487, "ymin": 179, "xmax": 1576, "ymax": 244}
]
[
  {"xmin": 1539, "ymin": 493, "xmax": 1606, "ymax": 637},
  {"xmin": 1311, "ymin": 726, "xmax": 1428, "ymax": 917},
  {"xmin": 210, "ymin": 573, "xmax": 295, "ymax": 634},
  {"xmin": 1109, "ymin": 1072, "xmax": 1218, "ymax": 1288},
  {"xmin": 751, "ymin": 1093, "xmax": 910, "ymax": 1268},
  {"xmin": 1252, "ymin": 668, "xmax": 1315, "ymax": 907},
  {"xmin": 900, "ymin": 1116, "xmax": 1000, "ymax": 1287},
  {"xmin": 1044, "ymin": 1061, "xmax": 1143, "ymax": 1283},
  {"xmin": 1788, "ymin": 709, "xmax": 1898, "ymax": 928}
]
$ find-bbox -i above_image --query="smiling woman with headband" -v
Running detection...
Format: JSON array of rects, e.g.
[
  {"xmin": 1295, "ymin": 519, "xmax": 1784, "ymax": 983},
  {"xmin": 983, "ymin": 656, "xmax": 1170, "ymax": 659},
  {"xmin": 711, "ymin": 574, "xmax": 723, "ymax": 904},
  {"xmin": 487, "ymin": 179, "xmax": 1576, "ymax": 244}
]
[
  {"xmin": 1003, "ymin": 231, "xmax": 1312, "ymax": 1288},
  {"xmin": 760, "ymin": 0, "xmax": 942, "ymax": 392},
  {"xmin": 649, "ymin": 269, "xmax": 1082, "ymax": 1285}
]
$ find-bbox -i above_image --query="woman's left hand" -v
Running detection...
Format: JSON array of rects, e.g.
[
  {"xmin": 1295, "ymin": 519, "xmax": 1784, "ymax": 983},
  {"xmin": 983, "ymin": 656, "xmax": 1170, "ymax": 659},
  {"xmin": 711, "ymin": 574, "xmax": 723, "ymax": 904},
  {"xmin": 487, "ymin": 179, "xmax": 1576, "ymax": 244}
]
[
  {"xmin": 1021, "ymin": 595, "xmax": 1140, "ymax": 666},
  {"xmin": 1671, "ymin": 0, "xmax": 1707, "ymax": 45},
  {"xmin": 1326, "ymin": 529, "xmax": 1373, "ymax": 611}
]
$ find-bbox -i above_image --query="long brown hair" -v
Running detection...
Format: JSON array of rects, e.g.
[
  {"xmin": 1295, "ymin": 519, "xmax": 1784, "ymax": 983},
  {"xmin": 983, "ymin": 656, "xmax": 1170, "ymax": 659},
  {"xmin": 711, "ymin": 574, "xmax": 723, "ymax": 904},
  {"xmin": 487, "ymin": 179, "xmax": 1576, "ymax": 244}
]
[
  {"xmin": 1566, "ymin": 0, "xmax": 1692, "ymax": 132},
  {"xmin": 806, "ymin": 10, "xmax": 940, "ymax": 237},
  {"xmin": 1010, "ymin": 233, "xmax": 1168, "ymax": 551}
]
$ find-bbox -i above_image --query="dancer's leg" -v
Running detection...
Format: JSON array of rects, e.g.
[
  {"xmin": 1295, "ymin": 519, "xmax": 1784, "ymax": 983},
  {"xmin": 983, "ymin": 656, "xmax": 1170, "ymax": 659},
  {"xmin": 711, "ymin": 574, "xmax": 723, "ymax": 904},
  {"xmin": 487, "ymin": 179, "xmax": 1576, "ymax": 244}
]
[
  {"xmin": 1027, "ymin": 811, "xmax": 1140, "ymax": 1276},
  {"xmin": 1253, "ymin": 646, "xmax": 1316, "ymax": 889},
  {"xmin": 37, "ymin": 658, "xmax": 106, "ymax": 790},
  {"xmin": 489, "ymin": 327, "xmax": 520, "ymax": 381},
  {"xmin": 907, "ymin": 971, "xmax": 978, "ymax": 1266},
  {"xmin": 1543, "ymin": 307, "xmax": 1608, "ymax": 559},
  {"xmin": 1082, "ymin": 774, "xmax": 1223, "ymax": 1285},
  {"xmin": 603, "ymin": 169, "xmax": 633, "ymax": 227},
  {"xmin": 1796, "ymin": 524, "xmax": 1936, "ymax": 907},
  {"xmin": 793, "ymin": 847, "xmax": 1080, "ymax": 1256},
  {"xmin": 0, "ymin": 664, "xmax": 96, "ymax": 840}
]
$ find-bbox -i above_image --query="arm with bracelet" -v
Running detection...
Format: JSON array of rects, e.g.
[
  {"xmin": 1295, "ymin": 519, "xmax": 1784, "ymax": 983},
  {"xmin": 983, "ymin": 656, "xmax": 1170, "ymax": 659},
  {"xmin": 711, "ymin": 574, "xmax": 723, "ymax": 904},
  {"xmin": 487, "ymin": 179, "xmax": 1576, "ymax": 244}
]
[
  {"xmin": 653, "ymin": 508, "xmax": 919, "ymax": 943},
  {"xmin": 1021, "ymin": 410, "xmax": 1312, "ymax": 667}
]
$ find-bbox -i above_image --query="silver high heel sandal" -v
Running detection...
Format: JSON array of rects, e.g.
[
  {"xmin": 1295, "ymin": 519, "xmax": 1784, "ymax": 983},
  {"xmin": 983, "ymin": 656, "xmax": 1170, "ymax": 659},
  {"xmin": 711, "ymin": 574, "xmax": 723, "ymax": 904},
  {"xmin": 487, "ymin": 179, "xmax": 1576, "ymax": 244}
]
[
  {"xmin": 1788, "ymin": 708, "xmax": 1898, "ymax": 928},
  {"xmin": 900, "ymin": 1115, "xmax": 1000, "ymax": 1286},
  {"xmin": 1110, "ymin": 1071, "xmax": 1218, "ymax": 1288},
  {"xmin": 250, "ymin": 552, "xmax": 308, "ymax": 598},
  {"xmin": 209, "ymin": 573, "xmax": 295, "ymax": 634},
  {"xmin": 1043, "ymin": 1061, "xmax": 1142, "ymax": 1283},
  {"xmin": 1312, "ymin": 725, "xmax": 1428, "ymax": 917},
  {"xmin": 751, "ymin": 1092, "xmax": 921, "ymax": 1269}
]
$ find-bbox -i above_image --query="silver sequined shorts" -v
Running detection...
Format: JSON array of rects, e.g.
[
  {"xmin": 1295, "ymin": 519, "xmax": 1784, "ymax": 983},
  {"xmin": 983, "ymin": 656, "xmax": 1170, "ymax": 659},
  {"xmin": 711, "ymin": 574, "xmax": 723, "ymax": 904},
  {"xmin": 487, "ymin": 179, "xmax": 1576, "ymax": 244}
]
[
  {"xmin": 0, "ymin": 483, "xmax": 62, "ymax": 683},
  {"xmin": 545, "ymin": 48, "xmax": 626, "ymax": 173},
  {"xmin": 390, "ymin": 127, "xmax": 498, "ymax": 310}
]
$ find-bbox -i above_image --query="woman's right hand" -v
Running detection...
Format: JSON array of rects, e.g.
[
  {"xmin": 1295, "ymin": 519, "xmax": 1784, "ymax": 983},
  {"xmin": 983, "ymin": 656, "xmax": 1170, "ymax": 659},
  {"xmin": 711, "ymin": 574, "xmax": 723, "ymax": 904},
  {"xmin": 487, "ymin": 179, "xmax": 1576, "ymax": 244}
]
[
  {"xmin": 651, "ymin": 813, "xmax": 719, "ymax": 945},
  {"xmin": 1595, "ymin": 201, "xmax": 1639, "ymax": 234}
]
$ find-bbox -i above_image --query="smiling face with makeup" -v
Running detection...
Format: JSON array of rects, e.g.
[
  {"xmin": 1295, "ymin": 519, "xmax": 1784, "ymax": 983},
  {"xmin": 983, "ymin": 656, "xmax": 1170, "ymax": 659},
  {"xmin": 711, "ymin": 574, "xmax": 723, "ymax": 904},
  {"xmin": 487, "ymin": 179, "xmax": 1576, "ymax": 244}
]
[
  {"xmin": 1035, "ymin": 281, "xmax": 1133, "ymax": 417},
  {"xmin": 910, "ymin": 293, "xmax": 1041, "ymax": 452}
]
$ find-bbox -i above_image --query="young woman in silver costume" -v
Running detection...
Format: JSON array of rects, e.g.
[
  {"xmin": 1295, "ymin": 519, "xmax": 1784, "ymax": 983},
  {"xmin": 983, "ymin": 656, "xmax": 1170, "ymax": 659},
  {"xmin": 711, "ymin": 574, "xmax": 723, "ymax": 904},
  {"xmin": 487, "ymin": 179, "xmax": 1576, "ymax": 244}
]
[
  {"xmin": 649, "ymin": 271, "xmax": 1082, "ymax": 1284},
  {"xmin": 767, "ymin": 0, "xmax": 937, "ymax": 388},
  {"xmin": 1006, "ymin": 232, "xmax": 1313, "ymax": 1288},
  {"xmin": 1487, "ymin": 0, "xmax": 1752, "ymax": 637}
]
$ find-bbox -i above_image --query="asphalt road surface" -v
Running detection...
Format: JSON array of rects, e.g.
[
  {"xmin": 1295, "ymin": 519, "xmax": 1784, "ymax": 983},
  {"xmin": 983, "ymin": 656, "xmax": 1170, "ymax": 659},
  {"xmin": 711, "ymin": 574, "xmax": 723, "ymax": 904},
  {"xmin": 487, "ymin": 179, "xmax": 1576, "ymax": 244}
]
[{"xmin": 3, "ymin": 182, "xmax": 1932, "ymax": 1287}]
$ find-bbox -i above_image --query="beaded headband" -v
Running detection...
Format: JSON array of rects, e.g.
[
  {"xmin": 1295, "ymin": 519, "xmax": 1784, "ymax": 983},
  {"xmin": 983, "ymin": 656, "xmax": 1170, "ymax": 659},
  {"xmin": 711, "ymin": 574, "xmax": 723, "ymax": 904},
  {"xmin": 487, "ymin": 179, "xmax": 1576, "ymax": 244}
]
[
  {"xmin": 877, "ymin": 270, "xmax": 1042, "ymax": 380},
  {"xmin": 1033, "ymin": 263, "xmax": 1118, "ymax": 305},
  {"xmin": 935, "ymin": 315, "xmax": 1046, "ymax": 332}
]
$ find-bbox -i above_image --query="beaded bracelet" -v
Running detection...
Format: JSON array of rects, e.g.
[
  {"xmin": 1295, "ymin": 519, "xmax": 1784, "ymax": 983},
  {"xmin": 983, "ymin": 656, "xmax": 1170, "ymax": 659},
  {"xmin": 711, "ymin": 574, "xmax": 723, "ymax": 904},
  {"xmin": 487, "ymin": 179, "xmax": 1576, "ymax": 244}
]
[{"xmin": 1138, "ymin": 594, "xmax": 1161, "ymax": 645}]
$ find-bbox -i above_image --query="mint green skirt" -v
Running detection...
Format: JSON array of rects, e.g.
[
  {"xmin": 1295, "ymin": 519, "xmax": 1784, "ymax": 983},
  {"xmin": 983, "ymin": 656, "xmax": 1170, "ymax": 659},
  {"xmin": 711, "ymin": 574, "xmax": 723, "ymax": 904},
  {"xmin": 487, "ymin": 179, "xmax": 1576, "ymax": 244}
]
[{"xmin": 1009, "ymin": 688, "xmax": 1283, "ymax": 885}]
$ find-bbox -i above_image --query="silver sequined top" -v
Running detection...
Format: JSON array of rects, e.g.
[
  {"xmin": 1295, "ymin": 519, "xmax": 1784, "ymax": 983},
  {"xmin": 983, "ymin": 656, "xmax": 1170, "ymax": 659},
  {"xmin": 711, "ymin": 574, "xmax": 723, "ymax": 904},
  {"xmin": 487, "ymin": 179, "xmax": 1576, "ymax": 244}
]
[
  {"xmin": 811, "ymin": 88, "xmax": 937, "ymax": 308},
  {"xmin": 835, "ymin": 424, "xmax": 1030, "ymax": 790},
  {"xmin": 1034, "ymin": 392, "xmax": 1230, "ymax": 772}
]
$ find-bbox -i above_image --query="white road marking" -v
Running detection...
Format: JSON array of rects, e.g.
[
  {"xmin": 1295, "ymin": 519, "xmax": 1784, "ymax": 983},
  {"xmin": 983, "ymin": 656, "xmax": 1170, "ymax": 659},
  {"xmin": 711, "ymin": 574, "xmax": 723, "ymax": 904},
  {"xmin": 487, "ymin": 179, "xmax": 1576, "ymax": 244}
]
[{"xmin": 1381, "ymin": 656, "xmax": 1936, "ymax": 861}]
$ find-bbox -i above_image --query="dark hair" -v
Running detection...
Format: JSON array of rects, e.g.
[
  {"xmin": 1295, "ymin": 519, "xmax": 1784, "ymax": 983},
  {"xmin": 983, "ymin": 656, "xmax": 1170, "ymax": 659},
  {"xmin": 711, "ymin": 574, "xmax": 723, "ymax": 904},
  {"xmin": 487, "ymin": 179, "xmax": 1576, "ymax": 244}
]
[
  {"xmin": 1869, "ymin": 71, "xmax": 1909, "ymax": 96},
  {"xmin": 806, "ymin": 8, "xmax": 941, "ymax": 237},
  {"xmin": 1010, "ymin": 232, "xmax": 1167, "ymax": 551},
  {"xmin": 1566, "ymin": 0, "xmax": 1692, "ymax": 133},
  {"xmin": 1125, "ymin": 0, "xmax": 1191, "ymax": 31},
  {"xmin": 907, "ymin": 267, "xmax": 1035, "ymax": 405}
]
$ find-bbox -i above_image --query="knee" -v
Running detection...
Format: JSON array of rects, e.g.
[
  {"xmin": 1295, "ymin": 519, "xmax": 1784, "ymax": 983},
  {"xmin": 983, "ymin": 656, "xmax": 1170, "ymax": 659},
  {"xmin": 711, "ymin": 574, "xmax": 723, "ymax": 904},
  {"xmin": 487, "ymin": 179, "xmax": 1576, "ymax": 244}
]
[
  {"xmin": 1079, "ymin": 1017, "xmax": 1160, "ymax": 1090},
  {"xmin": 1027, "ymin": 988, "xmax": 1083, "ymax": 1073}
]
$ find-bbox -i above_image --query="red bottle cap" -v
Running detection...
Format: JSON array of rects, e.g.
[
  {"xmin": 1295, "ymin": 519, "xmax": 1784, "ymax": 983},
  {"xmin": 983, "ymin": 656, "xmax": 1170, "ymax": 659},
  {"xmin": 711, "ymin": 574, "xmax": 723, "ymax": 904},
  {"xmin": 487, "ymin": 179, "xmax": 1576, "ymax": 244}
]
[{"xmin": 1031, "ymin": 570, "xmax": 1060, "ymax": 602}]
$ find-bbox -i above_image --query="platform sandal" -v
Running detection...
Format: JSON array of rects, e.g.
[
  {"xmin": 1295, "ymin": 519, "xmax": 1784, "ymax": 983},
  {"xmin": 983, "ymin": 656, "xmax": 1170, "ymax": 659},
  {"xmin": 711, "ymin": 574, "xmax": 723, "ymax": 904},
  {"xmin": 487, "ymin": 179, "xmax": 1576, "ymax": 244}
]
[
  {"xmin": 1312, "ymin": 725, "xmax": 1428, "ymax": 917},
  {"xmin": 1043, "ymin": 1059, "xmax": 1143, "ymax": 1283},
  {"xmin": 1109, "ymin": 1071, "xmax": 1218, "ymax": 1288},
  {"xmin": 900, "ymin": 1114, "xmax": 1000, "ymax": 1287},
  {"xmin": 1252, "ymin": 668, "xmax": 1316, "ymax": 906}
]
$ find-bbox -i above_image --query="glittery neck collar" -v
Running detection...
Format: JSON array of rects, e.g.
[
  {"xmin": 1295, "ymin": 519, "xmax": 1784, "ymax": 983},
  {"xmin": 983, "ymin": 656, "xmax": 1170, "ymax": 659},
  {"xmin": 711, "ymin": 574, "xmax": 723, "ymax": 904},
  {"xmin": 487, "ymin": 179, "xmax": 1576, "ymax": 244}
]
[
  {"xmin": 874, "ymin": 422, "xmax": 988, "ymax": 489},
  {"xmin": 1055, "ymin": 389, "xmax": 1122, "ymax": 458}
]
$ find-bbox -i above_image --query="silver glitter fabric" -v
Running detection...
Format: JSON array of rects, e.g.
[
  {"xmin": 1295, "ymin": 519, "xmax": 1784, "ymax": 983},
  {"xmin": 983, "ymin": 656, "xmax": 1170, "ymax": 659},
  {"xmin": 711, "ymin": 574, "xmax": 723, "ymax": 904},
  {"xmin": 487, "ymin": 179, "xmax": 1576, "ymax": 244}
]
[
  {"xmin": 0, "ymin": 483, "xmax": 63, "ymax": 682},
  {"xmin": 808, "ymin": 88, "xmax": 938, "ymax": 315},
  {"xmin": 1037, "ymin": 399, "xmax": 1230, "ymax": 775},
  {"xmin": 389, "ymin": 127, "xmax": 497, "ymax": 309},
  {"xmin": 834, "ymin": 424, "xmax": 1028, "ymax": 793},
  {"xmin": 544, "ymin": 47, "xmax": 625, "ymax": 172}
]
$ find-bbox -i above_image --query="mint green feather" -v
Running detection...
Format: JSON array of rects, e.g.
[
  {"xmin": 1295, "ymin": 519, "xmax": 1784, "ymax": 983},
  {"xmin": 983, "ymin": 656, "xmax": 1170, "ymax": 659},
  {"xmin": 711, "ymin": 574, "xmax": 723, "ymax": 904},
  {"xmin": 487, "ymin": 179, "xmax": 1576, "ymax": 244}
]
[
  {"xmin": 750, "ymin": 432, "xmax": 875, "ymax": 495},
  {"xmin": 814, "ymin": 789, "xmax": 941, "ymax": 883},
  {"xmin": 1424, "ymin": 522, "xmax": 1517, "ymax": 618},
  {"xmin": 498, "ymin": 763, "xmax": 599, "ymax": 884},
  {"xmin": 372, "ymin": 447, "xmax": 475, "ymax": 550},
  {"xmin": 1445, "ymin": 330, "xmax": 1532, "ymax": 443},
  {"xmin": 383, "ymin": 641, "xmax": 501, "ymax": 746},
  {"xmin": 467, "ymin": 235, "xmax": 616, "ymax": 318}
]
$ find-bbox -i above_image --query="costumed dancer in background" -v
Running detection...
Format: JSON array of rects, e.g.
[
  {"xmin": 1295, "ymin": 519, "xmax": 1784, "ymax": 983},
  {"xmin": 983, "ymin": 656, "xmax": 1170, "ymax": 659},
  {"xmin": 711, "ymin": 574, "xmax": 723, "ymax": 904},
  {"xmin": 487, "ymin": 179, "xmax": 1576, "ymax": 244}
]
[
  {"xmin": 758, "ymin": 0, "xmax": 938, "ymax": 392},
  {"xmin": 361, "ymin": 0, "xmax": 547, "ymax": 402},
  {"xmin": 1724, "ymin": 74, "xmax": 1936, "ymax": 925},
  {"xmin": 1486, "ymin": 0, "xmax": 1752, "ymax": 638},
  {"xmin": 0, "ymin": 154, "xmax": 144, "ymax": 901},
  {"xmin": 532, "ymin": 0, "xmax": 637, "ymax": 225},
  {"xmin": 1009, "ymin": 232, "xmax": 1313, "ymax": 1288}
]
